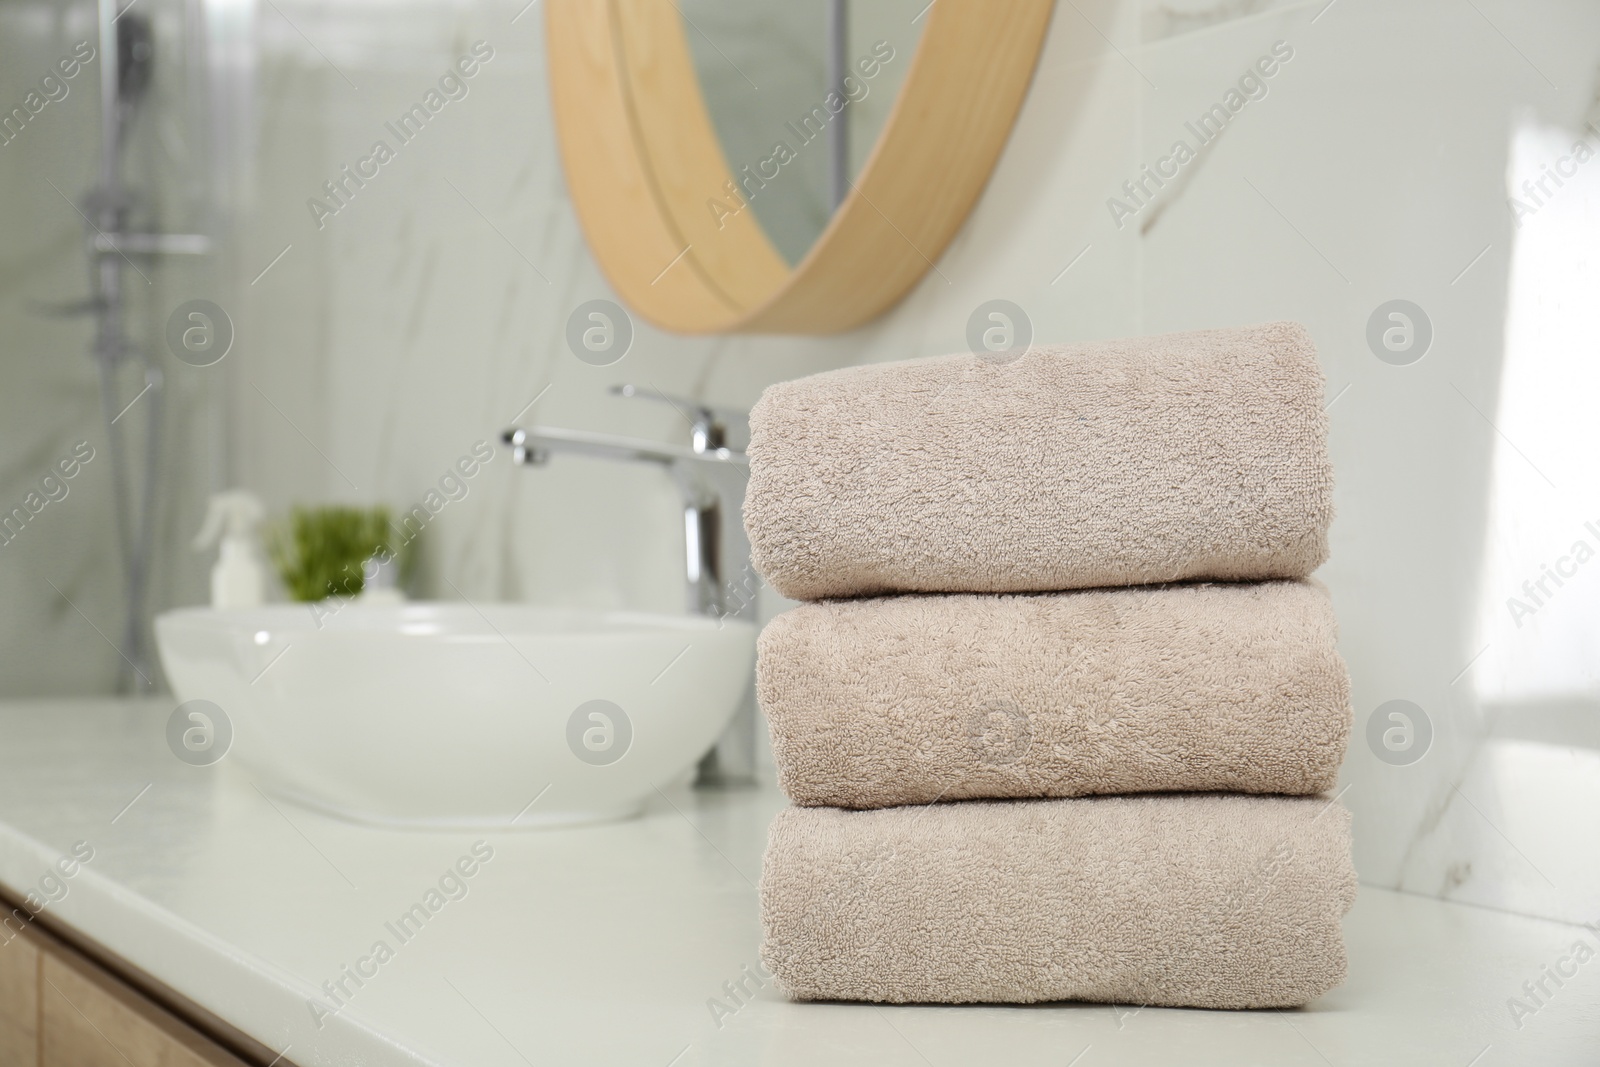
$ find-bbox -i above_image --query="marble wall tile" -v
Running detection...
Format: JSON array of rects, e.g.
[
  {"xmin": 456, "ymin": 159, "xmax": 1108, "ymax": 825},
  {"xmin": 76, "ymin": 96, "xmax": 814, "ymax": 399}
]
[
  {"xmin": 1395, "ymin": 739, "xmax": 1600, "ymax": 925},
  {"xmin": 1135, "ymin": 0, "xmax": 1600, "ymax": 919}
]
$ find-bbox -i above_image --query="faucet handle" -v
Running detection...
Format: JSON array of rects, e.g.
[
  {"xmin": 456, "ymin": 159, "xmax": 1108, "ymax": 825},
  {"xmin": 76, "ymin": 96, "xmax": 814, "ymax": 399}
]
[
  {"xmin": 610, "ymin": 384, "xmax": 746, "ymax": 452},
  {"xmin": 610, "ymin": 384, "xmax": 739, "ymax": 420}
]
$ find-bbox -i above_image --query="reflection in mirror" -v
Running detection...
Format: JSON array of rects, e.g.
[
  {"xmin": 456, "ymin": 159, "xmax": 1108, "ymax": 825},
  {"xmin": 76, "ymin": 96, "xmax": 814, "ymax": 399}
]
[
  {"xmin": 681, "ymin": 0, "xmax": 925, "ymax": 265},
  {"xmin": 546, "ymin": 0, "xmax": 1052, "ymax": 333}
]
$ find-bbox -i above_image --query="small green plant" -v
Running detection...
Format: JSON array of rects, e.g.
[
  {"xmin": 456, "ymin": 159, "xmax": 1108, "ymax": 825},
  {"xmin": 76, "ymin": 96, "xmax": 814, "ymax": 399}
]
[{"xmin": 268, "ymin": 505, "xmax": 405, "ymax": 602}]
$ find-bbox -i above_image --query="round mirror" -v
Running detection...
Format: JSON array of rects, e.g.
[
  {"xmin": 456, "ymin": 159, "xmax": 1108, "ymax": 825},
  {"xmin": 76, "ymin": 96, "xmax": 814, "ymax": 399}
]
[
  {"xmin": 680, "ymin": 1, "xmax": 924, "ymax": 266},
  {"xmin": 546, "ymin": 0, "xmax": 1053, "ymax": 334}
]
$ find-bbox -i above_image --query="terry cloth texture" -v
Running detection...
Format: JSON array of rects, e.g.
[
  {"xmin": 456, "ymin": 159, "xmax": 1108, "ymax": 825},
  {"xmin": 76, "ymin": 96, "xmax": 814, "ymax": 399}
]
[
  {"xmin": 760, "ymin": 793, "xmax": 1356, "ymax": 1008},
  {"xmin": 743, "ymin": 321, "xmax": 1333, "ymax": 601},
  {"xmin": 759, "ymin": 580, "xmax": 1350, "ymax": 808}
]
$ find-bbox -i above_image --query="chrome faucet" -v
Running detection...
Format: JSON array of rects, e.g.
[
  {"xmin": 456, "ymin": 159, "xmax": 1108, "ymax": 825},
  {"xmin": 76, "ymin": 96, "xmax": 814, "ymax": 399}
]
[{"xmin": 503, "ymin": 384, "xmax": 760, "ymax": 785}]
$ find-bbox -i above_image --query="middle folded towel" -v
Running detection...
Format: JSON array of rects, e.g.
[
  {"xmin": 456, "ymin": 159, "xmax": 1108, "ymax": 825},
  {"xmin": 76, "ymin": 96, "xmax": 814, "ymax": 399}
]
[{"xmin": 759, "ymin": 579, "xmax": 1350, "ymax": 808}]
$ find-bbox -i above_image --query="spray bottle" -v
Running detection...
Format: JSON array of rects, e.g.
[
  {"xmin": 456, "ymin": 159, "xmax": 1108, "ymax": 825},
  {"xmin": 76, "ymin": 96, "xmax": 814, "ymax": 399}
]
[{"xmin": 192, "ymin": 491, "xmax": 267, "ymax": 608}]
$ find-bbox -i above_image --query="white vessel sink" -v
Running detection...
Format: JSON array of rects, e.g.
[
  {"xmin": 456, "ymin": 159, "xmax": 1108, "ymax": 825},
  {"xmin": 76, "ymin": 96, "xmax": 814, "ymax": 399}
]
[{"xmin": 154, "ymin": 602, "xmax": 756, "ymax": 828}]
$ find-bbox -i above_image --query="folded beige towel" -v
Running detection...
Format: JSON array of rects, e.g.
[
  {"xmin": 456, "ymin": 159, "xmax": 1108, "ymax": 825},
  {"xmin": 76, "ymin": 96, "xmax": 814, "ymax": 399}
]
[
  {"xmin": 744, "ymin": 321, "xmax": 1332, "ymax": 600},
  {"xmin": 759, "ymin": 579, "xmax": 1350, "ymax": 808},
  {"xmin": 761, "ymin": 793, "xmax": 1355, "ymax": 1008}
]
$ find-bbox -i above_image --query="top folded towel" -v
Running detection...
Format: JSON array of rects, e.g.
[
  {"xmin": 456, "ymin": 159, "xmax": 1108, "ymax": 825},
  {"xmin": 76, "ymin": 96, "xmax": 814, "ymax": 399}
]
[{"xmin": 745, "ymin": 321, "xmax": 1333, "ymax": 600}]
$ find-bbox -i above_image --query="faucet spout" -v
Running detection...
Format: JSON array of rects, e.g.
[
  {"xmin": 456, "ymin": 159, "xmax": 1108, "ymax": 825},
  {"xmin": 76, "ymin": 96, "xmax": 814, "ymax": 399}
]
[
  {"xmin": 501, "ymin": 426, "xmax": 746, "ymax": 470},
  {"xmin": 501, "ymin": 395, "xmax": 759, "ymax": 787}
]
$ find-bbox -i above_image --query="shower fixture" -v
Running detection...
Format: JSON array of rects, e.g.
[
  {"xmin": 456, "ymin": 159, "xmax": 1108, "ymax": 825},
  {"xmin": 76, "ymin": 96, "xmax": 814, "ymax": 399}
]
[{"xmin": 41, "ymin": 1, "xmax": 214, "ymax": 691}]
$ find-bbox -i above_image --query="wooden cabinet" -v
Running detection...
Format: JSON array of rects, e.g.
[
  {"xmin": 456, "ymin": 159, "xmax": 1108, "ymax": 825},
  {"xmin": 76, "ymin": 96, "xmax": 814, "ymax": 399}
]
[
  {"xmin": 0, "ymin": 922, "xmax": 259, "ymax": 1067},
  {"xmin": 0, "ymin": 929, "xmax": 41, "ymax": 1067}
]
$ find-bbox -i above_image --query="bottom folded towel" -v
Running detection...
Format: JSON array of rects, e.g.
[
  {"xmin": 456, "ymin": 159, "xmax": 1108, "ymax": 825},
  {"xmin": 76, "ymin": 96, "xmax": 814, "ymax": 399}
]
[{"xmin": 760, "ymin": 793, "xmax": 1356, "ymax": 1009}]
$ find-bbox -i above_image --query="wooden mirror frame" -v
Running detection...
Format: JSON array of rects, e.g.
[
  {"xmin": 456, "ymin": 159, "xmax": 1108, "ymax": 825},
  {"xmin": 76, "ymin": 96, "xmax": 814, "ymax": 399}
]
[{"xmin": 546, "ymin": 0, "xmax": 1055, "ymax": 335}]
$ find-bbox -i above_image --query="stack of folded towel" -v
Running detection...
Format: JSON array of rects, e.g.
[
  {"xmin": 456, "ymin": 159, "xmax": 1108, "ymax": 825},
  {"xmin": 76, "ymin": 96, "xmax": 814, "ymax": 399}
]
[{"xmin": 744, "ymin": 321, "xmax": 1356, "ymax": 1010}]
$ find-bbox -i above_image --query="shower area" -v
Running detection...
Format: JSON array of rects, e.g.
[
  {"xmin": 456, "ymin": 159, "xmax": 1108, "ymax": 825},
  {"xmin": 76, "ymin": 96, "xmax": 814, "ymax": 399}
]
[{"xmin": 0, "ymin": 0, "xmax": 252, "ymax": 694}]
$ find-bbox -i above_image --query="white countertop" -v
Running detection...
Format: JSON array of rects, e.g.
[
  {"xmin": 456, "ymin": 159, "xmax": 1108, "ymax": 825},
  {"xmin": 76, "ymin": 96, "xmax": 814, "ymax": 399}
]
[{"xmin": 0, "ymin": 699, "xmax": 1595, "ymax": 1066}]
